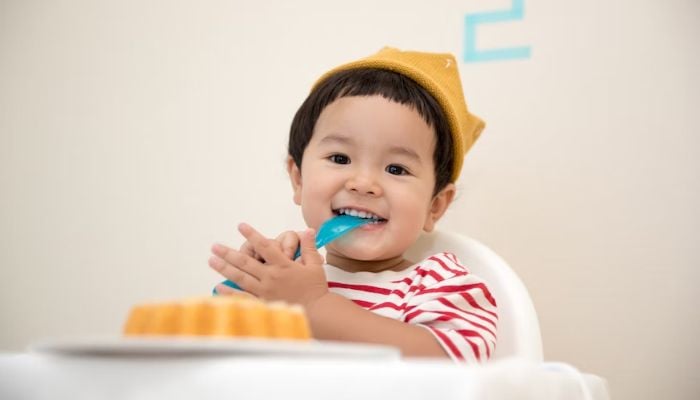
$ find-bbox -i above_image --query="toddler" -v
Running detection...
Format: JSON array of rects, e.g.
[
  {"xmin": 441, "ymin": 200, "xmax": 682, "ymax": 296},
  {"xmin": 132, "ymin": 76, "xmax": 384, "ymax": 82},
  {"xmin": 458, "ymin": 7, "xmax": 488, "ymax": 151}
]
[{"xmin": 208, "ymin": 47, "xmax": 497, "ymax": 362}]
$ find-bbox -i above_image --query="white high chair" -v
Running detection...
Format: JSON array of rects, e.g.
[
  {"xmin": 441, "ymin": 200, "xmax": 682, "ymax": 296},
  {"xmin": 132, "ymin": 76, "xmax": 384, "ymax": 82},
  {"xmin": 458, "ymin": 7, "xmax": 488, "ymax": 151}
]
[{"xmin": 405, "ymin": 230, "xmax": 544, "ymax": 362}]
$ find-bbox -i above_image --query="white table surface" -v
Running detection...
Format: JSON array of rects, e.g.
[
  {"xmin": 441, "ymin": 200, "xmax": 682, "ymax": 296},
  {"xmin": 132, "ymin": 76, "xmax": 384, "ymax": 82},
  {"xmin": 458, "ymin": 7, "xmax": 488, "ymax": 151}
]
[{"xmin": 0, "ymin": 342, "xmax": 609, "ymax": 400}]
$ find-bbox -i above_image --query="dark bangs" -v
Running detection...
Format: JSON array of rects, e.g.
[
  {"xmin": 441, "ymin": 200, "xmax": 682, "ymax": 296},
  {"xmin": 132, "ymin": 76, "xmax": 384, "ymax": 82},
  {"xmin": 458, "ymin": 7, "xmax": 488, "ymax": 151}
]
[{"xmin": 288, "ymin": 68, "xmax": 453, "ymax": 195}]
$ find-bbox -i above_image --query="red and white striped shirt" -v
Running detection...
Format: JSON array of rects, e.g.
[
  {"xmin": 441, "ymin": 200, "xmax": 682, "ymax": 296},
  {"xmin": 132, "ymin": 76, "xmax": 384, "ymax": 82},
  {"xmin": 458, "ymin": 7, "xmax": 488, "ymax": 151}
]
[{"xmin": 324, "ymin": 252, "xmax": 498, "ymax": 363}]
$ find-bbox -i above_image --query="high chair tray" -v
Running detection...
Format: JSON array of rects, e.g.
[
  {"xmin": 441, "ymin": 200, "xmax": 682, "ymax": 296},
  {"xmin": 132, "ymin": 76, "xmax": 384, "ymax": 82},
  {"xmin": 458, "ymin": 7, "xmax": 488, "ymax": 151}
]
[{"xmin": 29, "ymin": 336, "xmax": 401, "ymax": 360}]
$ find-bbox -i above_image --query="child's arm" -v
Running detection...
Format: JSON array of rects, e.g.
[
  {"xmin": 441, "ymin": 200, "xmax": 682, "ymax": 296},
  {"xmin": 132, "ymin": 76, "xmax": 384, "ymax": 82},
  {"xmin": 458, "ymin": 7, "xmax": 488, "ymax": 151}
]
[
  {"xmin": 305, "ymin": 291, "xmax": 449, "ymax": 357},
  {"xmin": 209, "ymin": 223, "xmax": 449, "ymax": 358}
]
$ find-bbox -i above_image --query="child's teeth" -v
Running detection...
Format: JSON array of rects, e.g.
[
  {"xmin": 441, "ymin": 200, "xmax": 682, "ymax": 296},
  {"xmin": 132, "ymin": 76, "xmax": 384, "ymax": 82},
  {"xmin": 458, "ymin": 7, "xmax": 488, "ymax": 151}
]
[{"xmin": 337, "ymin": 208, "xmax": 382, "ymax": 220}]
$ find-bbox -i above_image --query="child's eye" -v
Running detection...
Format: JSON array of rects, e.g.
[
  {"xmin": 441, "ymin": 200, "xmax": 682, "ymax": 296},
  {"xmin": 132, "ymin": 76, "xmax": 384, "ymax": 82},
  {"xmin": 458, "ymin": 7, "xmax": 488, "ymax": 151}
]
[
  {"xmin": 386, "ymin": 164, "xmax": 409, "ymax": 176},
  {"xmin": 329, "ymin": 154, "xmax": 350, "ymax": 164}
]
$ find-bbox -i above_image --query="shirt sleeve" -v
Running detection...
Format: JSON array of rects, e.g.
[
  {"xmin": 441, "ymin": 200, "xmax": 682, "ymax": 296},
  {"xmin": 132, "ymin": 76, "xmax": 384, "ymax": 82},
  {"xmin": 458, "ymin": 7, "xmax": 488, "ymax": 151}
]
[{"xmin": 403, "ymin": 253, "xmax": 498, "ymax": 363}]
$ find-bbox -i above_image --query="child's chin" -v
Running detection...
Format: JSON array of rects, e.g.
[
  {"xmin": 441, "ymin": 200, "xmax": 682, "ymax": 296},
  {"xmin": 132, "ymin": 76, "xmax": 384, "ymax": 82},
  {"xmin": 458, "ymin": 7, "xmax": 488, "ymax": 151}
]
[{"xmin": 327, "ymin": 244, "xmax": 374, "ymax": 259}]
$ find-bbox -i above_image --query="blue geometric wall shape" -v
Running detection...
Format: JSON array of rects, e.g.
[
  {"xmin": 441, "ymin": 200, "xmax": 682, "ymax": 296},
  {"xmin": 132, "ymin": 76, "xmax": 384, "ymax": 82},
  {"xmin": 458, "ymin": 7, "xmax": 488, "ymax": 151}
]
[{"xmin": 464, "ymin": 0, "xmax": 532, "ymax": 62}]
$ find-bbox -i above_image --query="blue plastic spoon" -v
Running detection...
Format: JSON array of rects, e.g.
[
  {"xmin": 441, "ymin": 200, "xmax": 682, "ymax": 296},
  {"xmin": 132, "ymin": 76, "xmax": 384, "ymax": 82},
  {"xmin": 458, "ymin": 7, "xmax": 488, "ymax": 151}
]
[{"xmin": 213, "ymin": 214, "xmax": 371, "ymax": 294}]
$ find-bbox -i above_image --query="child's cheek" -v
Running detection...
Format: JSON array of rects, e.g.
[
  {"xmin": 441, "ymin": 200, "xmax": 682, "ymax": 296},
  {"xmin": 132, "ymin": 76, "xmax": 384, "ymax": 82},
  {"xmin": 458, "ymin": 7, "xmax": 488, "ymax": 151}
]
[{"xmin": 300, "ymin": 192, "xmax": 326, "ymax": 230}]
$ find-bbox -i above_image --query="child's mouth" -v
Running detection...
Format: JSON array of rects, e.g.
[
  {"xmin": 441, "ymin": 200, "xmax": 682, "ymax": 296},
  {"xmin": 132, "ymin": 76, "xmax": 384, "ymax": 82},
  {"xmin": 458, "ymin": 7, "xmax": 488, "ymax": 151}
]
[{"xmin": 333, "ymin": 208, "xmax": 387, "ymax": 224}]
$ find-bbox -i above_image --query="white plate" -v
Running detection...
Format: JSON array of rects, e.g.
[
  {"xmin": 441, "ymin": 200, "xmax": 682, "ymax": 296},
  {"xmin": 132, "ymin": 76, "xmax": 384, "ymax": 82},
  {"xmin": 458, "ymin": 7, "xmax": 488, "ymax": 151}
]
[{"xmin": 29, "ymin": 336, "xmax": 401, "ymax": 360}]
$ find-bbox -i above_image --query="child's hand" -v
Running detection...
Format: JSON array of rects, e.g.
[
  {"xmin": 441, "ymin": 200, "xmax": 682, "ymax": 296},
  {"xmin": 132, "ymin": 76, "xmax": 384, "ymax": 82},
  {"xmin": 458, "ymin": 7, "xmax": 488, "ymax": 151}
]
[
  {"xmin": 239, "ymin": 230, "xmax": 300, "ymax": 261},
  {"xmin": 208, "ymin": 223, "xmax": 328, "ymax": 308}
]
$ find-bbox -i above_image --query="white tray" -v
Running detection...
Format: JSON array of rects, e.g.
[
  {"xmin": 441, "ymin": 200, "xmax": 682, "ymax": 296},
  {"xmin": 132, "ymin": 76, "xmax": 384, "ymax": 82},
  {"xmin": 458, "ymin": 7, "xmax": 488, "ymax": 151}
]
[{"xmin": 29, "ymin": 336, "xmax": 401, "ymax": 360}]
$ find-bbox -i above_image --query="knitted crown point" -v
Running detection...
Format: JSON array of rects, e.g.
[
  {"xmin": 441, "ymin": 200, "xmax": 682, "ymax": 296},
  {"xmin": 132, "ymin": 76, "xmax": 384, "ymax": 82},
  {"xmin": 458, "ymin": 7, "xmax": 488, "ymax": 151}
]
[{"xmin": 313, "ymin": 47, "xmax": 485, "ymax": 183}]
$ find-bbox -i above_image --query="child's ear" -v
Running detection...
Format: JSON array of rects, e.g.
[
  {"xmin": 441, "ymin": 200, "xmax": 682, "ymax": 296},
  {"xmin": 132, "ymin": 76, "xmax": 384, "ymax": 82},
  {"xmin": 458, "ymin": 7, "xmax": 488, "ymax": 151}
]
[
  {"xmin": 423, "ymin": 183, "xmax": 456, "ymax": 232},
  {"xmin": 286, "ymin": 156, "xmax": 303, "ymax": 206}
]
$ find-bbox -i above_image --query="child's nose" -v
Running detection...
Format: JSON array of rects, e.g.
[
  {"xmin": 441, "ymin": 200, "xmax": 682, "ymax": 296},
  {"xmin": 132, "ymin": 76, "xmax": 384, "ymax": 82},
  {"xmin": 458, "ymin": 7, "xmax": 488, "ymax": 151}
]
[{"xmin": 345, "ymin": 173, "xmax": 383, "ymax": 196}]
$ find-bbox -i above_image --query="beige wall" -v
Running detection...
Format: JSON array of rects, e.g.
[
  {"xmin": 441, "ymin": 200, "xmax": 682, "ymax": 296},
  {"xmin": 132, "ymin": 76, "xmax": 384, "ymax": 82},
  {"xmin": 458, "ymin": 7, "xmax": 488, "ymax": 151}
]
[{"xmin": 1, "ymin": 0, "xmax": 698, "ymax": 399}]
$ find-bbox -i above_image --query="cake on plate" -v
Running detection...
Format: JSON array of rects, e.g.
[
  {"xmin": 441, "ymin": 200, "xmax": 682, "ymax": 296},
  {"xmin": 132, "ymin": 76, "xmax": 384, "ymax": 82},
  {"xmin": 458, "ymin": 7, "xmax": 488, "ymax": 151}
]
[{"xmin": 123, "ymin": 295, "xmax": 311, "ymax": 340}]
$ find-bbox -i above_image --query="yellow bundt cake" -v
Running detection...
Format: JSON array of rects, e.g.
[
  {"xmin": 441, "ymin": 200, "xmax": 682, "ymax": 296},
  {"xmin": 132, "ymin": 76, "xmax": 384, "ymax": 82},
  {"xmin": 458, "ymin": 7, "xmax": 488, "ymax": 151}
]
[{"xmin": 123, "ymin": 296, "xmax": 311, "ymax": 340}]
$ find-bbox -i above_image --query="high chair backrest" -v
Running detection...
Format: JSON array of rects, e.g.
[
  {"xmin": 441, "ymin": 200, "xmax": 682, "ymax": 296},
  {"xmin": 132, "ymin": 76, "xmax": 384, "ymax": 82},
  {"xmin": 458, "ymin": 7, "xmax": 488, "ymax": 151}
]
[{"xmin": 405, "ymin": 230, "xmax": 544, "ymax": 362}]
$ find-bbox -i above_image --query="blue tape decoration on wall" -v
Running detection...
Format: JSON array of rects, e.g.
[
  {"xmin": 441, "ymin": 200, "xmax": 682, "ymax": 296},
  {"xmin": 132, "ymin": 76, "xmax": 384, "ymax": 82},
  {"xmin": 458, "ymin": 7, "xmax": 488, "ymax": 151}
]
[{"xmin": 464, "ymin": 0, "xmax": 531, "ymax": 62}]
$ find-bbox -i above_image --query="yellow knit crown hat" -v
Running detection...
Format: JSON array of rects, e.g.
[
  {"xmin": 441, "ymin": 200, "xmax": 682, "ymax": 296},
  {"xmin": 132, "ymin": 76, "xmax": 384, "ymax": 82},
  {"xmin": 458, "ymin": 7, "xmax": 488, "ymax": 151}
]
[{"xmin": 313, "ymin": 47, "xmax": 485, "ymax": 182}]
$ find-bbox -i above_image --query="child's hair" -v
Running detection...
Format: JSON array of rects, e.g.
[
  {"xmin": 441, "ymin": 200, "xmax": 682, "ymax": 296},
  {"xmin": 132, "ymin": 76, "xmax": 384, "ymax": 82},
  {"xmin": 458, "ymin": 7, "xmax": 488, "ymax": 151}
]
[{"xmin": 288, "ymin": 68, "xmax": 454, "ymax": 196}]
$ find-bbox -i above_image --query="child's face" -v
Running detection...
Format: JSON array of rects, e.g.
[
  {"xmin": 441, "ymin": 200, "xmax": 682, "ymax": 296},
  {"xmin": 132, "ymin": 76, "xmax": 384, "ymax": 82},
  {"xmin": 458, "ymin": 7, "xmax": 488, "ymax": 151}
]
[{"xmin": 288, "ymin": 95, "xmax": 455, "ymax": 266}]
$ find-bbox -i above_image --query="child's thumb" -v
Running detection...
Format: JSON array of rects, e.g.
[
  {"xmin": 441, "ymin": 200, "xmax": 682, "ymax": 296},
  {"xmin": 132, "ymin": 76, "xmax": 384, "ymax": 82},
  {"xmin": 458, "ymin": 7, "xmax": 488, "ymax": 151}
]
[{"xmin": 299, "ymin": 228, "xmax": 324, "ymax": 265}]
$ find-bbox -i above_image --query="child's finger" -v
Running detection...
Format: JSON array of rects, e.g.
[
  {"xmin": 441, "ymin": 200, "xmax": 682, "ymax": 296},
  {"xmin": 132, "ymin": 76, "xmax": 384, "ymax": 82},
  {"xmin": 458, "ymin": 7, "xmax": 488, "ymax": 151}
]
[
  {"xmin": 238, "ymin": 223, "xmax": 290, "ymax": 266},
  {"xmin": 239, "ymin": 241, "xmax": 262, "ymax": 261},
  {"xmin": 299, "ymin": 228, "xmax": 324, "ymax": 265},
  {"xmin": 214, "ymin": 283, "xmax": 240, "ymax": 295},
  {"xmin": 214, "ymin": 284, "xmax": 257, "ymax": 299},
  {"xmin": 277, "ymin": 231, "xmax": 300, "ymax": 259},
  {"xmin": 212, "ymin": 243, "xmax": 264, "ymax": 276},
  {"xmin": 208, "ymin": 255, "xmax": 262, "ymax": 293},
  {"xmin": 210, "ymin": 245, "xmax": 265, "ymax": 292}
]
